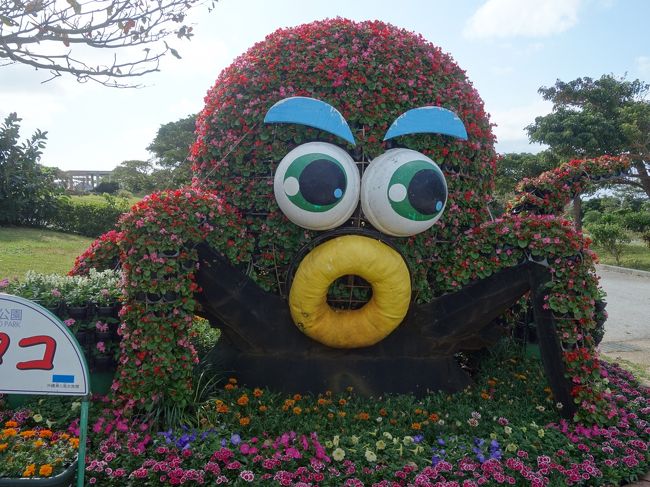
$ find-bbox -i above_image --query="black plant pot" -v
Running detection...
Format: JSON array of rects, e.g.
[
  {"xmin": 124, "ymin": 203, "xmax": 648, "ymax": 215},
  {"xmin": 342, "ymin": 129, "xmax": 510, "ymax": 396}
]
[
  {"xmin": 67, "ymin": 305, "xmax": 88, "ymax": 320},
  {"xmin": 162, "ymin": 249, "xmax": 180, "ymax": 258},
  {"xmin": 0, "ymin": 459, "xmax": 78, "ymax": 486},
  {"xmin": 97, "ymin": 304, "xmax": 117, "ymax": 317},
  {"xmin": 74, "ymin": 329, "xmax": 94, "ymax": 346},
  {"xmin": 163, "ymin": 291, "xmax": 179, "ymax": 302},
  {"xmin": 146, "ymin": 293, "xmax": 162, "ymax": 303},
  {"xmin": 93, "ymin": 354, "xmax": 116, "ymax": 372},
  {"xmin": 95, "ymin": 331, "xmax": 112, "ymax": 342}
]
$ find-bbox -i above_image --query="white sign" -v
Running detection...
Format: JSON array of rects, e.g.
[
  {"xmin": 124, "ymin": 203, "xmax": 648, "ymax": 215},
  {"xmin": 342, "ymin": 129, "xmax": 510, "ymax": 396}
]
[{"xmin": 0, "ymin": 293, "xmax": 89, "ymax": 396}]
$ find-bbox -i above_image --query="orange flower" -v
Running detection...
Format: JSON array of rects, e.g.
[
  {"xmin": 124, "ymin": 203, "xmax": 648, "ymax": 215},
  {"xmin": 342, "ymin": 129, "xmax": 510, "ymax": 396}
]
[
  {"xmin": 487, "ymin": 379, "xmax": 497, "ymax": 387},
  {"xmin": 414, "ymin": 408, "xmax": 423, "ymax": 415},
  {"xmin": 389, "ymin": 419, "xmax": 397, "ymax": 425},
  {"xmin": 20, "ymin": 430, "xmax": 36, "ymax": 438},
  {"xmin": 38, "ymin": 464, "xmax": 53, "ymax": 477},
  {"xmin": 282, "ymin": 399, "xmax": 295, "ymax": 411},
  {"xmin": 4, "ymin": 421, "xmax": 18, "ymax": 428},
  {"xmin": 60, "ymin": 433, "xmax": 70, "ymax": 440},
  {"xmin": 327, "ymin": 413, "xmax": 334, "ymax": 419},
  {"xmin": 258, "ymin": 405, "xmax": 268, "ymax": 412},
  {"xmin": 480, "ymin": 391, "xmax": 490, "ymax": 400},
  {"xmin": 253, "ymin": 388, "xmax": 263, "ymax": 398},
  {"xmin": 69, "ymin": 438, "xmax": 79, "ymax": 448},
  {"xmin": 379, "ymin": 408, "xmax": 387, "ymax": 417},
  {"xmin": 216, "ymin": 403, "xmax": 230, "ymax": 413},
  {"xmin": 0, "ymin": 443, "xmax": 8, "ymax": 452},
  {"xmin": 33, "ymin": 440, "xmax": 45, "ymax": 448},
  {"xmin": 39, "ymin": 430, "xmax": 53, "ymax": 439},
  {"xmin": 293, "ymin": 393, "xmax": 302, "ymax": 401},
  {"xmin": 411, "ymin": 422, "xmax": 421, "ymax": 430},
  {"xmin": 239, "ymin": 417, "xmax": 250, "ymax": 426},
  {"xmin": 228, "ymin": 377, "xmax": 237, "ymax": 384},
  {"xmin": 2, "ymin": 428, "xmax": 17, "ymax": 437},
  {"xmin": 356, "ymin": 412, "xmax": 369, "ymax": 420},
  {"xmin": 292, "ymin": 407, "xmax": 302, "ymax": 415},
  {"xmin": 338, "ymin": 399, "xmax": 347, "ymax": 406},
  {"xmin": 23, "ymin": 464, "xmax": 36, "ymax": 477},
  {"xmin": 317, "ymin": 398, "xmax": 328, "ymax": 406},
  {"xmin": 224, "ymin": 384, "xmax": 235, "ymax": 391},
  {"xmin": 337, "ymin": 411, "xmax": 346, "ymax": 418},
  {"xmin": 237, "ymin": 395, "xmax": 249, "ymax": 406}
]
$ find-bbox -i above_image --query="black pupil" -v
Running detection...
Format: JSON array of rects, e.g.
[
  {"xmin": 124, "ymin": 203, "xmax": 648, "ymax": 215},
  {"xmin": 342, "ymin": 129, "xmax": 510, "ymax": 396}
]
[
  {"xmin": 299, "ymin": 159, "xmax": 346, "ymax": 206},
  {"xmin": 407, "ymin": 169, "xmax": 445, "ymax": 215}
]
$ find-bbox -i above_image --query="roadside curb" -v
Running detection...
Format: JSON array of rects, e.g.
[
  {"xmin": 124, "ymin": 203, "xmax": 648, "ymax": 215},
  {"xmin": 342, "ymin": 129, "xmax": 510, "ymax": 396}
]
[{"xmin": 596, "ymin": 264, "xmax": 650, "ymax": 279}]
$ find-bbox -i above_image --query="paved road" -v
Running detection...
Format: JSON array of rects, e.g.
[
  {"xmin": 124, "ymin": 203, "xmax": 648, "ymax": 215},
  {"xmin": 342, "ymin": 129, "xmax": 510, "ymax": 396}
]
[
  {"xmin": 596, "ymin": 264, "xmax": 650, "ymax": 377},
  {"xmin": 598, "ymin": 265, "xmax": 650, "ymax": 343}
]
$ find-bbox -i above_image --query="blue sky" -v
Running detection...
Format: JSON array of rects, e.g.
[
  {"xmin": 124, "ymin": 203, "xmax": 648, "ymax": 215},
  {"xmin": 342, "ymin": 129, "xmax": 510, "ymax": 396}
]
[{"xmin": 1, "ymin": 0, "xmax": 649, "ymax": 171}]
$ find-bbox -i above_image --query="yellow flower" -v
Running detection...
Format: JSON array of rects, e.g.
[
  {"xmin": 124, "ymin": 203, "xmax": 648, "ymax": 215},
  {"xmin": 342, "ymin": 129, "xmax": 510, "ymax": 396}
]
[
  {"xmin": 538, "ymin": 428, "xmax": 545, "ymax": 438},
  {"xmin": 375, "ymin": 439, "xmax": 386, "ymax": 450},
  {"xmin": 32, "ymin": 414, "xmax": 43, "ymax": 423},
  {"xmin": 364, "ymin": 449, "xmax": 377, "ymax": 462},
  {"xmin": 38, "ymin": 464, "xmax": 53, "ymax": 477},
  {"xmin": 332, "ymin": 447, "xmax": 345, "ymax": 461},
  {"xmin": 33, "ymin": 440, "xmax": 45, "ymax": 448},
  {"xmin": 292, "ymin": 407, "xmax": 302, "ymax": 415},
  {"xmin": 69, "ymin": 437, "xmax": 79, "ymax": 448},
  {"xmin": 23, "ymin": 464, "xmax": 36, "ymax": 477},
  {"xmin": 506, "ymin": 443, "xmax": 517, "ymax": 452},
  {"xmin": 0, "ymin": 443, "xmax": 8, "ymax": 452}
]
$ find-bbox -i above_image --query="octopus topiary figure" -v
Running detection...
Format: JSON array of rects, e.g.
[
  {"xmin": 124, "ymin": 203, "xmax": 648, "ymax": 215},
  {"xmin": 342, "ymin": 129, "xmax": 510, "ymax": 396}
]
[{"xmin": 74, "ymin": 19, "xmax": 628, "ymax": 423}]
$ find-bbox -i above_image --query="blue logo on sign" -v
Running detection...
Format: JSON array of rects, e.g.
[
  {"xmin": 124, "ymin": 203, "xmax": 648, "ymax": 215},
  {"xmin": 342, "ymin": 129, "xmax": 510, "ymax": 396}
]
[{"xmin": 52, "ymin": 375, "xmax": 75, "ymax": 383}]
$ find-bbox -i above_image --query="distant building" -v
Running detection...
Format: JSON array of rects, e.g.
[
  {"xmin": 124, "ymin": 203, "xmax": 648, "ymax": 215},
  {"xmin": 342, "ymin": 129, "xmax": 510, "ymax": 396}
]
[{"xmin": 63, "ymin": 170, "xmax": 113, "ymax": 191}]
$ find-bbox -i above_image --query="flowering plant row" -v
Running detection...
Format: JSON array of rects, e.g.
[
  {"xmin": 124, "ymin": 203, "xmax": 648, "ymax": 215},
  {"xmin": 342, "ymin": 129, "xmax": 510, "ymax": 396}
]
[
  {"xmin": 0, "ymin": 416, "xmax": 79, "ymax": 479},
  {"xmin": 75, "ymin": 356, "xmax": 648, "ymax": 486},
  {"xmin": 507, "ymin": 156, "xmax": 629, "ymax": 215}
]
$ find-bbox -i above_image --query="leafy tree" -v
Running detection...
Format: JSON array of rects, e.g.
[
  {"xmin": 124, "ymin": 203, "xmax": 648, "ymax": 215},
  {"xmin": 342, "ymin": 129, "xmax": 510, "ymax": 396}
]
[
  {"xmin": 586, "ymin": 223, "xmax": 630, "ymax": 266},
  {"xmin": 146, "ymin": 114, "xmax": 196, "ymax": 186},
  {"xmin": 527, "ymin": 75, "xmax": 650, "ymax": 198},
  {"xmin": 0, "ymin": 0, "xmax": 216, "ymax": 87},
  {"xmin": 111, "ymin": 159, "xmax": 154, "ymax": 194},
  {"xmin": 0, "ymin": 112, "xmax": 60, "ymax": 225}
]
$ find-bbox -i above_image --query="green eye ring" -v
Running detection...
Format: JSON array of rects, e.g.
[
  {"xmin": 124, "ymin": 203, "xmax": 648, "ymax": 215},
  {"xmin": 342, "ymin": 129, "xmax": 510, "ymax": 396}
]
[
  {"xmin": 387, "ymin": 160, "xmax": 447, "ymax": 222},
  {"xmin": 283, "ymin": 153, "xmax": 347, "ymax": 213}
]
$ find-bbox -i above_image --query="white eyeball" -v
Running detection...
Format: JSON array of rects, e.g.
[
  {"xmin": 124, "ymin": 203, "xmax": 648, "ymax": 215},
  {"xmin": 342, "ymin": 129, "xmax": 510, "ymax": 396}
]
[
  {"xmin": 361, "ymin": 148, "xmax": 447, "ymax": 237},
  {"xmin": 274, "ymin": 142, "xmax": 360, "ymax": 230}
]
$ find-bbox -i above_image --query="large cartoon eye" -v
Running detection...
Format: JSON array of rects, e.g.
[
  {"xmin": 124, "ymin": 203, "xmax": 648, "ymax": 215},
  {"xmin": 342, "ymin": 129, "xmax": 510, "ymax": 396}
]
[
  {"xmin": 361, "ymin": 148, "xmax": 447, "ymax": 237},
  {"xmin": 274, "ymin": 142, "xmax": 360, "ymax": 230}
]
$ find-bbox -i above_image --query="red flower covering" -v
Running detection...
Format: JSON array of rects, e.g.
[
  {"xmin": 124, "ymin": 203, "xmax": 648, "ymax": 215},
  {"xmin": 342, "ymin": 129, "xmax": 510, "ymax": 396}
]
[{"xmin": 69, "ymin": 230, "xmax": 123, "ymax": 276}]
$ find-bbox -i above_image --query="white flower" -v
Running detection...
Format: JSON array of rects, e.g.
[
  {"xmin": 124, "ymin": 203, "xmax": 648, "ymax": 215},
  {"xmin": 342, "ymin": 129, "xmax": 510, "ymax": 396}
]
[
  {"xmin": 332, "ymin": 435, "xmax": 340, "ymax": 446},
  {"xmin": 402, "ymin": 436, "xmax": 414, "ymax": 445},
  {"xmin": 375, "ymin": 439, "xmax": 387, "ymax": 450},
  {"xmin": 383, "ymin": 432, "xmax": 393, "ymax": 440},
  {"xmin": 350, "ymin": 435, "xmax": 359, "ymax": 445},
  {"xmin": 365, "ymin": 449, "xmax": 377, "ymax": 462},
  {"xmin": 504, "ymin": 426, "xmax": 512, "ymax": 435},
  {"xmin": 32, "ymin": 414, "xmax": 43, "ymax": 423},
  {"xmin": 332, "ymin": 448, "xmax": 345, "ymax": 461},
  {"xmin": 556, "ymin": 402, "xmax": 564, "ymax": 410}
]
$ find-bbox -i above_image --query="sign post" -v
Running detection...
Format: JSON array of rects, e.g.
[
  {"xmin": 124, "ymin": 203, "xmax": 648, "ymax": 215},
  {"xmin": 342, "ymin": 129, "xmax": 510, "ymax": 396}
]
[{"xmin": 0, "ymin": 293, "xmax": 91, "ymax": 486}]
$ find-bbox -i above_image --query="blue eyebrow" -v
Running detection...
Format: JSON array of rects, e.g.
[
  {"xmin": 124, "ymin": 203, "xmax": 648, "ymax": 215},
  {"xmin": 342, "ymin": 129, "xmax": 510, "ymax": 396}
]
[
  {"xmin": 264, "ymin": 96, "xmax": 356, "ymax": 146},
  {"xmin": 384, "ymin": 106, "xmax": 468, "ymax": 141}
]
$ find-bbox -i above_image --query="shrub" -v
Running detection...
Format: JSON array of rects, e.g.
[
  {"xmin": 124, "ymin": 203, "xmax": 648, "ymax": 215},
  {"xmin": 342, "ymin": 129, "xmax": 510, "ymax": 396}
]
[
  {"xmin": 586, "ymin": 223, "xmax": 631, "ymax": 265},
  {"xmin": 642, "ymin": 230, "xmax": 650, "ymax": 249},
  {"xmin": 49, "ymin": 194, "xmax": 131, "ymax": 237},
  {"xmin": 93, "ymin": 181, "xmax": 120, "ymax": 194},
  {"xmin": 622, "ymin": 211, "xmax": 650, "ymax": 233}
]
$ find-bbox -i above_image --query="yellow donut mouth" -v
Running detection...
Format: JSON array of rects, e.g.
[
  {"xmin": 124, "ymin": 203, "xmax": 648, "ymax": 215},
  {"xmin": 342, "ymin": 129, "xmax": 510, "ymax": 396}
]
[{"xmin": 288, "ymin": 235, "xmax": 411, "ymax": 348}]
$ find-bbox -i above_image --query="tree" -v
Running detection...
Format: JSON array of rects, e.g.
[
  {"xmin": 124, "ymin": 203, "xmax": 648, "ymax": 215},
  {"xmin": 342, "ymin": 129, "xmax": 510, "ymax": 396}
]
[
  {"xmin": 111, "ymin": 159, "xmax": 153, "ymax": 193},
  {"xmin": 526, "ymin": 75, "xmax": 650, "ymax": 229},
  {"xmin": 146, "ymin": 113, "xmax": 196, "ymax": 186},
  {"xmin": 0, "ymin": 112, "xmax": 60, "ymax": 225},
  {"xmin": 527, "ymin": 75, "xmax": 650, "ymax": 198},
  {"xmin": 0, "ymin": 0, "xmax": 216, "ymax": 87}
]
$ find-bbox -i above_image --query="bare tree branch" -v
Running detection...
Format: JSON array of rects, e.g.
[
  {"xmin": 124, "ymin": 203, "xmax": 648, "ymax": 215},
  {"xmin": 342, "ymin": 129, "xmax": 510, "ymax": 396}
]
[{"xmin": 0, "ymin": 0, "xmax": 216, "ymax": 87}]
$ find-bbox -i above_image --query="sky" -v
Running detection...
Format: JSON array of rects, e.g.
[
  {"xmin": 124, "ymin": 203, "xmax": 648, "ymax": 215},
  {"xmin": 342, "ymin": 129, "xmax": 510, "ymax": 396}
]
[{"xmin": 1, "ymin": 0, "xmax": 649, "ymax": 172}]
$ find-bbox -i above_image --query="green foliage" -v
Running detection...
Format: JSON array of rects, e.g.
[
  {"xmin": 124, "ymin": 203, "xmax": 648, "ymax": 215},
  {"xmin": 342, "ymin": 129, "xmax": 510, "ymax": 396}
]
[
  {"xmin": 0, "ymin": 113, "xmax": 60, "ymax": 226},
  {"xmin": 110, "ymin": 159, "xmax": 154, "ymax": 194},
  {"xmin": 642, "ymin": 230, "xmax": 650, "ymax": 249},
  {"xmin": 50, "ymin": 193, "xmax": 131, "ymax": 237},
  {"xmin": 93, "ymin": 181, "xmax": 120, "ymax": 194},
  {"xmin": 526, "ymin": 74, "xmax": 650, "ymax": 198},
  {"xmin": 190, "ymin": 316, "xmax": 221, "ymax": 357},
  {"xmin": 622, "ymin": 211, "xmax": 650, "ymax": 233},
  {"xmin": 147, "ymin": 114, "xmax": 196, "ymax": 187},
  {"xmin": 586, "ymin": 223, "xmax": 631, "ymax": 265},
  {"xmin": 494, "ymin": 151, "xmax": 559, "ymax": 210}
]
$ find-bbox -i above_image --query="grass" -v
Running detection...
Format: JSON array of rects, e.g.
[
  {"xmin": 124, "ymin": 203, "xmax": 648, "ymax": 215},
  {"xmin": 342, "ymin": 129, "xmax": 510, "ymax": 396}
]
[
  {"xmin": 68, "ymin": 193, "xmax": 140, "ymax": 205},
  {"xmin": 0, "ymin": 226, "xmax": 93, "ymax": 279},
  {"xmin": 592, "ymin": 240, "xmax": 650, "ymax": 271}
]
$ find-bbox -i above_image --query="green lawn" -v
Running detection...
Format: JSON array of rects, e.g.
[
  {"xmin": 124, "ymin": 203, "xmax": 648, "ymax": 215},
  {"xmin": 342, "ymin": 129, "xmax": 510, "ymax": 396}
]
[
  {"xmin": 68, "ymin": 193, "xmax": 140, "ymax": 205},
  {"xmin": 592, "ymin": 241, "xmax": 650, "ymax": 271},
  {"xmin": 0, "ymin": 226, "xmax": 93, "ymax": 279}
]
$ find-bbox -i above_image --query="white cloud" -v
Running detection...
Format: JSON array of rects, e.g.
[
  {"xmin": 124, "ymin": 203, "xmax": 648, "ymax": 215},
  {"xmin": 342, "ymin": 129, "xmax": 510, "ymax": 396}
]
[
  {"xmin": 464, "ymin": 0, "xmax": 582, "ymax": 40},
  {"xmin": 636, "ymin": 56, "xmax": 650, "ymax": 77},
  {"xmin": 490, "ymin": 100, "xmax": 553, "ymax": 149}
]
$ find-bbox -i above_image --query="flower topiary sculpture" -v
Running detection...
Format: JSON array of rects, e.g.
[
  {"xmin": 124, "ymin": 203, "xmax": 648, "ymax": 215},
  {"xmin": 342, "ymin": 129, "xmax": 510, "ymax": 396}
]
[{"xmin": 74, "ymin": 19, "xmax": 629, "ymax": 424}]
